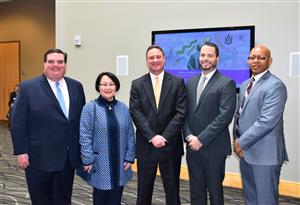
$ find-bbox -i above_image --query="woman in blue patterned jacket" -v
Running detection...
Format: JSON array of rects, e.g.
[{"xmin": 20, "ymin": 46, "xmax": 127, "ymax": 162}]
[{"xmin": 79, "ymin": 72, "xmax": 135, "ymax": 205}]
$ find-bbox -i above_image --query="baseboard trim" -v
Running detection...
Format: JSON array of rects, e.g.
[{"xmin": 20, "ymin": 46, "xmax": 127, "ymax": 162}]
[{"xmin": 132, "ymin": 163, "xmax": 300, "ymax": 198}]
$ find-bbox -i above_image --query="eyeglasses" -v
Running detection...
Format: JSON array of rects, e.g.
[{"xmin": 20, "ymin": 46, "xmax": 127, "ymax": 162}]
[
  {"xmin": 247, "ymin": 56, "xmax": 269, "ymax": 61},
  {"xmin": 99, "ymin": 83, "xmax": 115, "ymax": 88}
]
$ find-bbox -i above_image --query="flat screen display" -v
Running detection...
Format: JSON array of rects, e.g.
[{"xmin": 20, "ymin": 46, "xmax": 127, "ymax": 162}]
[{"xmin": 152, "ymin": 26, "xmax": 255, "ymax": 92}]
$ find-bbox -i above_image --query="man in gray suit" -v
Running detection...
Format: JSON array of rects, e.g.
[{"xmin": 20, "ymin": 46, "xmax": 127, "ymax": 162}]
[
  {"xmin": 183, "ymin": 42, "xmax": 236, "ymax": 205},
  {"xmin": 233, "ymin": 45, "xmax": 288, "ymax": 205}
]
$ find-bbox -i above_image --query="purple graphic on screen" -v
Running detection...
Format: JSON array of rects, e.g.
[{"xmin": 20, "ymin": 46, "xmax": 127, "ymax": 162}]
[{"xmin": 152, "ymin": 26, "xmax": 255, "ymax": 92}]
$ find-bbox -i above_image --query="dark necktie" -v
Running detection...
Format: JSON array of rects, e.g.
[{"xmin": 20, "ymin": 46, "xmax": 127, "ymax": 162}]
[
  {"xmin": 235, "ymin": 77, "xmax": 255, "ymax": 136},
  {"xmin": 240, "ymin": 77, "xmax": 255, "ymax": 109}
]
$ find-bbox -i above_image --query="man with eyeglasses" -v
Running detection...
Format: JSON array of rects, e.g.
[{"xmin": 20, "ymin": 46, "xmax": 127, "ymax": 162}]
[
  {"xmin": 233, "ymin": 45, "xmax": 288, "ymax": 205},
  {"xmin": 10, "ymin": 48, "xmax": 86, "ymax": 205}
]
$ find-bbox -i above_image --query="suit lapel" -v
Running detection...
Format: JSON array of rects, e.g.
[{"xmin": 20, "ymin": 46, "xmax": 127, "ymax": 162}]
[
  {"xmin": 192, "ymin": 75, "xmax": 201, "ymax": 110},
  {"xmin": 242, "ymin": 71, "xmax": 271, "ymax": 110},
  {"xmin": 239, "ymin": 81, "xmax": 247, "ymax": 107},
  {"xmin": 158, "ymin": 72, "xmax": 172, "ymax": 112},
  {"xmin": 195, "ymin": 71, "xmax": 219, "ymax": 110},
  {"xmin": 142, "ymin": 74, "xmax": 157, "ymax": 112},
  {"xmin": 39, "ymin": 75, "xmax": 68, "ymax": 119},
  {"xmin": 65, "ymin": 78, "xmax": 73, "ymax": 120},
  {"xmin": 39, "ymin": 75, "xmax": 60, "ymax": 108}
]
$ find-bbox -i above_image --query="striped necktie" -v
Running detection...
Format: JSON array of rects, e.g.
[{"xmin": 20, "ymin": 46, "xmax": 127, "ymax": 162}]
[
  {"xmin": 240, "ymin": 77, "xmax": 255, "ymax": 109},
  {"xmin": 236, "ymin": 77, "xmax": 255, "ymax": 135}
]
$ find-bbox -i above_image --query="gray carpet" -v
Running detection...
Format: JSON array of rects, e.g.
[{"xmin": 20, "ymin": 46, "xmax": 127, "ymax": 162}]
[{"xmin": 1, "ymin": 121, "xmax": 299, "ymax": 204}]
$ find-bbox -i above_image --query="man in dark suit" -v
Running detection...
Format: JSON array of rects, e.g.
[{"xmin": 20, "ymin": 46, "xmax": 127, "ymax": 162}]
[
  {"xmin": 7, "ymin": 84, "xmax": 19, "ymax": 129},
  {"xmin": 129, "ymin": 45, "xmax": 186, "ymax": 205},
  {"xmin": 183, "ymin": 42, "xmax": 236, "ymax": 205},
  {"xmin": 233, "ymin": 45, "xmax": 288, "ymax": 205},
  {"xmin": 8, "ymin": 84, "xmax": 19, "ymax": 108},
  {"xmin": 10, "ymin": 48, "xmax": 86, "ymax": 205}
]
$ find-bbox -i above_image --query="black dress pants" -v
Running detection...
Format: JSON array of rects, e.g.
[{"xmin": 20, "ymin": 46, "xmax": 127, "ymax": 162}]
[
  {"xmin": 136, "ymin": 157, "xmax": 181, "ymax": 205},
  {"xmin": 25, "ymin": 157, "xmax": 74, "ymax": 205},
  {"xmin": 187, "ymin": 151, "xmax": 226, "ymax": 205},
  {"xmin": 93, "ymin": 186, "xmax": 124, "ymax": 205}
]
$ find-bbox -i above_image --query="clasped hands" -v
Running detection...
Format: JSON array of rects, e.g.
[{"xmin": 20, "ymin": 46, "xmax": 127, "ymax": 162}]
[
  {"xmin": 151, "ymin": 135, "xmax": 167, "ymax": 148},
  {"xmin": 233, "ymin": 139, "xmax": 244, "ymax": 158},
  {"xmin": 187, "ymin": 135, "xmax": 203, "ymax": 151}
]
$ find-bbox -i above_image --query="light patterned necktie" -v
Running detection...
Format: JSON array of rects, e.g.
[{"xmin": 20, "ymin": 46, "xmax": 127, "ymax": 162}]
[
  {"xmin": 196, "ymin": 76, "xmax": 207, "ymax": 105},
  {"xmin": 55, "ymin": 82, "xmax": 68, "ymax": 118},
  {"xmin": 154, "ymin": 76, "xmax": 161, "ymax": 108}
]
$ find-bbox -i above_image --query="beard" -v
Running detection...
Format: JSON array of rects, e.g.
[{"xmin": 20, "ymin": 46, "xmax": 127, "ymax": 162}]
[{"xmin": 200, "ymin": 60, "xmax": 218, "ymax": 71}]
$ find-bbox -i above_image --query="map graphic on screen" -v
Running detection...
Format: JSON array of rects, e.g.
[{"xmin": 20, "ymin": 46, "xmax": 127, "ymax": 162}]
[{"xmin": 152, "ymin": 26, "xmax": 255, "ymax": 91}]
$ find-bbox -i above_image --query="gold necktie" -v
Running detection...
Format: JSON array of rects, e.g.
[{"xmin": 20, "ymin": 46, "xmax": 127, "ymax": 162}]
[{"xmin": 154, "ymin": 76, "xmax": 161, "ymax": 108}]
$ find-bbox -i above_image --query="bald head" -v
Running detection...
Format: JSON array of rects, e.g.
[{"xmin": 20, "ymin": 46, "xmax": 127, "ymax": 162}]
[{"xmin": 251, "ymin": 45, "xmax": 272, "ymax": 58}]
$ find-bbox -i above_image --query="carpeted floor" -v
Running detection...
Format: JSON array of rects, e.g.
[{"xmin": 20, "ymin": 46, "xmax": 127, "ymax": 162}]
[{"xmin": 1, "ymin": 121, "xmax": 299, "ymax": 204}]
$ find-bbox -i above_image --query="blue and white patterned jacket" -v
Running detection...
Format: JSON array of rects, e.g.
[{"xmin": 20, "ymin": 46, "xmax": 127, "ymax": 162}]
[{"xmin": 80, "ymin": 99, "xmax": 135, "ymax": 190}]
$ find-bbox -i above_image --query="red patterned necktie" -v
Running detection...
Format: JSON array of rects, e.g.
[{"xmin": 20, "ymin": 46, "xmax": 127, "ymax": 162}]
[
  {"xmin": 241, "ymin": 77, "xmax": 255, "ymax": 109},
  {"xmin": 235, "ymin": 77, "xmax": 255, "ymax": 136},
  {"xmin": 246, "ymin": 77, "xmax": 255, "ymax": 95}
]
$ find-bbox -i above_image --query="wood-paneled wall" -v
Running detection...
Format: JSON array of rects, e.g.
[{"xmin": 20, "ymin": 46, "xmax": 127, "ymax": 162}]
[{"xmin": 0, "ymin": 41, "xmax": 20, "ymax": 120}]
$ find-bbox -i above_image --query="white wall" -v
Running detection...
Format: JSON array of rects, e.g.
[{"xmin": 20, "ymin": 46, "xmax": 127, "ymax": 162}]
[{"xmin": 56, "ymin": 1, "xmax": 299, "ymax": 183}]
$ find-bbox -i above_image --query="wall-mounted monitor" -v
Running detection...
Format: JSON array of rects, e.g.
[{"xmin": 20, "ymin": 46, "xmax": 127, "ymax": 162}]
[{"xmin": 152, "ymin": 25, "xmax": 255, "ymax": 92}]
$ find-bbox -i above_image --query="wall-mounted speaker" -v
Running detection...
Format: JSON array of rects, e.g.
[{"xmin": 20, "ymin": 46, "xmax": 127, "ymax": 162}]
[
  {"xmin": 289, "ymin": 52, "xmax": 300, "ymax": 78},
  {"xmin": 116, "ymin": 55, "xmax": 128, "ymax": 76}
]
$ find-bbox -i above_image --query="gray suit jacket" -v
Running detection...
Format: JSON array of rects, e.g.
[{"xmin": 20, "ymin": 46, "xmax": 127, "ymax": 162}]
[
  {"xmin": 233, "ymin": 71, "xmax": 288, "ymax": 165},
  {"xmin": 183, "ymin": 71, "xmax": 236, "ymax": 156}
]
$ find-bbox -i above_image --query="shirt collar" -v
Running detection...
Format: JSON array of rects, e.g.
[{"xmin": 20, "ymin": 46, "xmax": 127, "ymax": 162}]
[
  {"xmin": 47, "ymin": 78, "xmax": 66, "ymax": 86},
  {"xmin": 201, "ymin": 68, "xmax": 216, "ymax": 81},
  {"xmin": 252, "ymin": 69, "xmax": 269, "ymax": 82},
  {"xmin": 150, "ymin": 70, "xmax": 164, "ymax": 82}
]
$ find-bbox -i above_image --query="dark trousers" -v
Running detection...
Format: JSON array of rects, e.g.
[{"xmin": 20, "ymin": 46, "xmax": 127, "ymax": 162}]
[
  {"xmin": 136, "ymin": 157, "xmax": 181, "ymax": 205},
  {"xmin": 93, "ymin": 186, "xmax": 124, "ymax": 205},
  {"xmin": 25, "ymin": 157, "xmax": 74, "ymax": 205},
  {"xmin": 187, "ymin": 152, "xmax": 226, "ymax": 205}
]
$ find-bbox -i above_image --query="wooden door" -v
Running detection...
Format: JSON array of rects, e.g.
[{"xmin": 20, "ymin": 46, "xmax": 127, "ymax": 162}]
[{"xmin": 0, "ymin": 41, "xmax": 20, "ymax": 120}]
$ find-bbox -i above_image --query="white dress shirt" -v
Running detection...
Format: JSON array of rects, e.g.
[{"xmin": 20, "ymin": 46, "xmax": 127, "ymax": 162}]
[
  {"xmin": 47, "ymin": 78, "xmax": 70, "ymax": 114},
  {"xmin": 150, "ymin": 71, "xmax": 164, "ymax": 91}
]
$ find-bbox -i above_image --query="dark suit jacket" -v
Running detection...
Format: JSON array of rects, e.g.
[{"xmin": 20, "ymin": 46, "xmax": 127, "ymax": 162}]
[
  {"xmin": 8, "ymin": 91, "xmax": 17, "ymax": 108},
  {"xmin": 183, "ymin": 71, "xmax": 236, "ymax": 156},
  {"xmin": 7, "ymin": 91, "xmax": 17, "ymax": 119},
  {"xmin": 11, "ymin": 74, "xmax": 85, "ymax": 171},
  {"xmin": 129, "ymin": 72, "xmax": 187, "ymax": 161}
]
